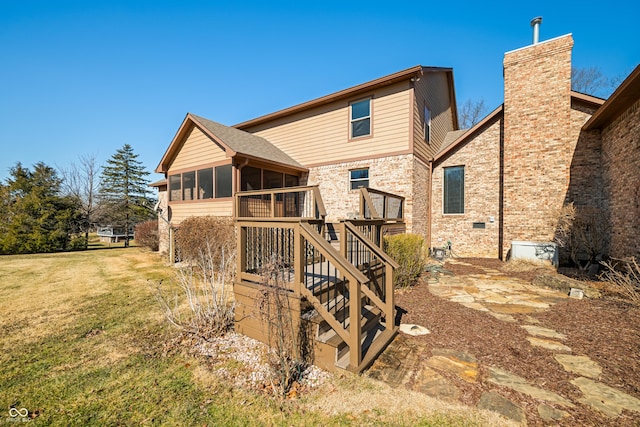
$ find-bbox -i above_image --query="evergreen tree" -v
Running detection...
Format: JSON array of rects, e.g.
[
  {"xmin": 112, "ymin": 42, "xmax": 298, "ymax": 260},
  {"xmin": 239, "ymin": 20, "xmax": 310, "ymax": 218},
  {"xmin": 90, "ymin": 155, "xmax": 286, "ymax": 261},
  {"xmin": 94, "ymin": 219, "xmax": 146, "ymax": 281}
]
[
  {"xmin": 0, "ymin": 162, "xmax": 80, "ymax": 254},
  {"xmin": 98, "ymin": 144, "xmax": 153, "ymax": 247}
]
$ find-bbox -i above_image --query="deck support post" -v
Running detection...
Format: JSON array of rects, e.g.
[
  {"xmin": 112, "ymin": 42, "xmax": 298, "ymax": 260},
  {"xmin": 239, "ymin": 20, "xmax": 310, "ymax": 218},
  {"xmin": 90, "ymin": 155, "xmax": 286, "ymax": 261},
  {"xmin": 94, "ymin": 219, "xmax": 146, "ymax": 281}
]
[
  {"xmin": 293, "ymin": 224, "xmax": 302, "ymax": 295},
  {"xmin": 349, "ymin": 281, "xmax": 362, "ymax": 370}
]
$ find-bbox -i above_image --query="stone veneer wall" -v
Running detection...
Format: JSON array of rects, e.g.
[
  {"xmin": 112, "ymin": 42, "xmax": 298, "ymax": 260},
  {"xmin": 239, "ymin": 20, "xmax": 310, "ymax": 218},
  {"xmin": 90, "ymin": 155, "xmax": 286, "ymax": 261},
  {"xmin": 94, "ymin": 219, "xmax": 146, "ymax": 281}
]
[
  {"xmin": 566, "ymin": 101, "xmax": 604, "ymax": 209},
  {"xmin": 431, "ymin": 118, "xmax": 503, "ymax": 257},
  {"xmin": 411, "ymin": 156, "xmax": 430, "ymax": 241},
  {"xmin": 157, "ymin": 188, "xmax": 170, "ymax": 255},
  {"xmin": 601, "ymin": 99, "xmax": 640, "ymax": 258},
  {"xmin": 307, "ymin": 154, "xmax": 427, "ymax": 240},
  {"xmin": 502, "ymin": 35, "xmax": 574, "ymax": 259}
]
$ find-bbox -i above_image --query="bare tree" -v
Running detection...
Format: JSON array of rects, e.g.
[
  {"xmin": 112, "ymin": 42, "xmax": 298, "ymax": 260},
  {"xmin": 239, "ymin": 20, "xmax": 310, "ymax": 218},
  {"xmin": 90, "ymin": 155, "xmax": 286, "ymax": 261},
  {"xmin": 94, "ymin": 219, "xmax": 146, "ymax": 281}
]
[
  {"xmin": 571, "ymin": 66, "xmax": 616, "ymax": 98},
  {"xmin": 458, "ymin": 98, "xmax": 489, "ymax": 129},
  {"xmin": 60, "ymin": 155, "xmax": 100, "ymax": 249}
]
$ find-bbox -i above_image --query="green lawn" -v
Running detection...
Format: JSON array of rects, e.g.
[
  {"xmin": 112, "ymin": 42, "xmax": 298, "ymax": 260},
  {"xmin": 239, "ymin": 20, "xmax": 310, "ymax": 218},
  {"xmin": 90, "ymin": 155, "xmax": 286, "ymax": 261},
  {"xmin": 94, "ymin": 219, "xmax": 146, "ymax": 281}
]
[{"xmin": 0, "ymin": 248, "xmax": 509, "ymax": 426}]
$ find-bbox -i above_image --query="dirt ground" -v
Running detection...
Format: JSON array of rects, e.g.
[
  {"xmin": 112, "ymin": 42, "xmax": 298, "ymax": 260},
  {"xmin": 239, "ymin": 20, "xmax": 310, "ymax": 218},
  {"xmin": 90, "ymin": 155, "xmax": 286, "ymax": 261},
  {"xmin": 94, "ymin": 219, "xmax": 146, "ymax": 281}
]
[{"xmin": 395, "ymin": 258, "xmax": 640, "ymax": 426}]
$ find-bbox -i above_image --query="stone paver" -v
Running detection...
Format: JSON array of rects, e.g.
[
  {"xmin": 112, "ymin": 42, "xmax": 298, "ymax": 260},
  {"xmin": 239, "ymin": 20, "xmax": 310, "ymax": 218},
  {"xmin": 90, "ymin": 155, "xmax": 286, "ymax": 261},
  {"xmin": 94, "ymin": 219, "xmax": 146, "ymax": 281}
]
[
  {"xmin": 571, "ymin": 377, "xmax": 640, "ymax": 417},
  {"xmin": 554, "ymin": 354, "xmax": 602, "ymax": 379},
  {"xmin": 426, "ymin": 349, "xmax": 479, "ymax": 383},
  {"xmin": 537, "ymin": 404, "xmax": 570, "ymax": 422},
  {"xmin": 477, "ymin": 391, "xmax": 527, "ymax": 424},
  {"xmin": 367, "ymin": 334, "xmax": 424, "ymax": 387},
  {"xmin": 412, "ymin": 365, "xmax": 460, "ymax": 402},
  {"xmin": 487, "ymin": 311, "xmax": 517, "ymax": 322},
  {"xmin": 526, "ymin": 336, "xmax": 572, "ymax": 352},
  {"xmin": 488, "ymin": 367, "xmax": 575, "ymax": 407},
  {"xmin": 521, "ymin": 325, "xmax": 567, "ymax": 340}
]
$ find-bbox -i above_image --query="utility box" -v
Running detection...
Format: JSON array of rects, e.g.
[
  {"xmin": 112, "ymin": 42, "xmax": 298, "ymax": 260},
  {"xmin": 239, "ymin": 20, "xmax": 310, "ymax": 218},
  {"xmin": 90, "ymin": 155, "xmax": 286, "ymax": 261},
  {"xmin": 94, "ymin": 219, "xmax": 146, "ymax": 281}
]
[{"xmin": 511, "ymin": 241, "xmax": 558, "ymax": 267}]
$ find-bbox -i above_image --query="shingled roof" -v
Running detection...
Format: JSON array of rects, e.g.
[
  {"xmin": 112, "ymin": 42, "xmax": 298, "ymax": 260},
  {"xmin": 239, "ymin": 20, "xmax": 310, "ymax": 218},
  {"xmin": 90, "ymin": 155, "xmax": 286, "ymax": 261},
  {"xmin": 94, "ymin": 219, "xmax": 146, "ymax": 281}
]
[{"xmin": 156, "ymin": 113, "xmax": 306, "ymax": 173}]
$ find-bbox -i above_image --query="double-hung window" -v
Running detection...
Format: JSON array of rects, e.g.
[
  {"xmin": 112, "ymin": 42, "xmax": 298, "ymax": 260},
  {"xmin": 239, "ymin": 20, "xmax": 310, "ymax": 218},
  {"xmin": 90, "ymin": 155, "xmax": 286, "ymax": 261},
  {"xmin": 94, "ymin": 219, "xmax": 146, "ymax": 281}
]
[
  {"xmin": 443, "ymin": 166, "xmax": 464, "ymax": 214},
  {"xmin": 350, "ymin": 99, "xmax": 371, "ymax": 138},
  {"xmin": 350, "ymin": 168, "xmax": 369, "ymax": 190}
]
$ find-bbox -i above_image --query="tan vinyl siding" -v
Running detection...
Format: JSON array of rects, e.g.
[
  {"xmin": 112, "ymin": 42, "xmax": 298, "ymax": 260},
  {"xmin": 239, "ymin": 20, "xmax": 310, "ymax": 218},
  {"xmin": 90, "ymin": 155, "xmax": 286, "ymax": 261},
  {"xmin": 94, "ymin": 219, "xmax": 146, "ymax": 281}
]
[
  {"xmin": 170, "ymin": 126, "xmax": 227, "ymax": 171},
  {"xmin": 413, "ymin": 72, "xmax": 454, "ymax": 160},
  {"xmin": 243, "ymin": 82, "xmax": 412, "ymax": 166},
  {"xmin": 169, "ymin": 200, "xmax": 233, "ymax": 224}
]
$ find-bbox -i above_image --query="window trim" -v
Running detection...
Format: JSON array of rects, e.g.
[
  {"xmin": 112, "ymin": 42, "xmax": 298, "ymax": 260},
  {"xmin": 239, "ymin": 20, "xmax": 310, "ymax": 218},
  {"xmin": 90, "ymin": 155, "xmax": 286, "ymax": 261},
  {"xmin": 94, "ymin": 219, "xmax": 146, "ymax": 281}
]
[
  {"xmin": 443, "ymin": 165, "xmax": 465, "ymax": 215},
  {"xmin": 349, "ymin": 167, "xmax": 369, "ymax": 191},
  {"xmin": 349, "ymin": 97, "xmax": 372, "ymax": 140}
]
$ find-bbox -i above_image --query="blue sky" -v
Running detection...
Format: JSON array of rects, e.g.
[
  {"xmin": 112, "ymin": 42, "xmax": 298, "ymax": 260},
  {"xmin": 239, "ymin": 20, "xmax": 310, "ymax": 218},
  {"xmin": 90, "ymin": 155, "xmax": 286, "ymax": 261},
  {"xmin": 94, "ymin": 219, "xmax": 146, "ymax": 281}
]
[{"xmin": 1, "ymin": 1, "xmax": 638, "ymax": 183}]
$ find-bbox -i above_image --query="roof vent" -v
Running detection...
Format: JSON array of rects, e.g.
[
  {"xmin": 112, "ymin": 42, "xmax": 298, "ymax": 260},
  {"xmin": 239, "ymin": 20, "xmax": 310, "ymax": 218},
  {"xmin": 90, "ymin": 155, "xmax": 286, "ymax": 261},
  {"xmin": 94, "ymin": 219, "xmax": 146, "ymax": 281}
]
[{"xmin": 530, "ymin": 16, "xmax": 542, "ymax": 44}]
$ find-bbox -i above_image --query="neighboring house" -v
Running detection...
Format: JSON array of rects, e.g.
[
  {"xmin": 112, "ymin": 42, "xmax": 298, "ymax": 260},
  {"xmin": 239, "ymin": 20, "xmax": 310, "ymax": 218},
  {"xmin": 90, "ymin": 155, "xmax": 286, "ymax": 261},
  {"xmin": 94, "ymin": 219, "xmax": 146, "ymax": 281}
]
[{"xmin": 154, "ymin": 33, "xmax": 639, "ymax": 261}]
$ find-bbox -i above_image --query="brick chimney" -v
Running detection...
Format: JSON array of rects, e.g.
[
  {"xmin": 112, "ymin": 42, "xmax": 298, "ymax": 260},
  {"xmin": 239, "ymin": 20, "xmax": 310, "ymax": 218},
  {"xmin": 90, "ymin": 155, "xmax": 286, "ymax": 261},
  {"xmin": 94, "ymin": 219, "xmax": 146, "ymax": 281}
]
[{"xmin": 502, "ymin": 34, "xmax": 574, "ymax": 259}]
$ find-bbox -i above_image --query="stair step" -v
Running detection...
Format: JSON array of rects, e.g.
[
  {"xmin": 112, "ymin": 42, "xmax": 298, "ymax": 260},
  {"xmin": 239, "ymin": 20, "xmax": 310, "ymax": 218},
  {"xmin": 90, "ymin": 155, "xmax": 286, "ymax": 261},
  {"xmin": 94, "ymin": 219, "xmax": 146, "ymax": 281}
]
[
  {"xmin": 316, "ymin": 304, "xmax": 382, "ymax": 345},
  {"xmin": 335, "ymin": 323, "xmax": 386, "ymax": 370},
  {"xmin": 335, "ymin": 326, "xmax": 398, "ymax": 372}
]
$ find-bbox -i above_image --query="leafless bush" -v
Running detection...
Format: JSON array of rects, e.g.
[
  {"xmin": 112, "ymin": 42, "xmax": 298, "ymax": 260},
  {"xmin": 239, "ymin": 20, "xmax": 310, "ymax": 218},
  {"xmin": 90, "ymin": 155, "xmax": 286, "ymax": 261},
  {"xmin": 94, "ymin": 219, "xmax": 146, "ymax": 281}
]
[
  {"xmin": 175, "ymin": 216, "xmax": 235, "ymax": 263},
  {"xmin": 553, "ymin": 203, "xmax": 576, "ymax": 250},
  {"xmin": 256, "ymin": 259, "xmax": 306, "ymax": 398},
  {"xmin": 554, "ymin": 204, "xmax": 610, "ymax": 270},
  {"xmin": 154, "ymin": 240, "xmax": 236, "ymax": 340},
  {"xmin": 599, "ymin": 257, "xmax": 640, "ymax": 305},
  {"xmin": 135, "ymin": 220, "xmax": 159, "ymax": 251}
]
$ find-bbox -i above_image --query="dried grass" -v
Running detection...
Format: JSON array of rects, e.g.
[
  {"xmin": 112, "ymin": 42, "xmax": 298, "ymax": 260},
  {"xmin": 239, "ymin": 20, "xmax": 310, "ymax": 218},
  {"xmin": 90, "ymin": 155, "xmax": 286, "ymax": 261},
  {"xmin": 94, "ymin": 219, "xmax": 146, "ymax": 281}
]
[
  {"xmin": 304, "ymin": 374, "xmax": 517, "ymax": 426},
  {"xmin": 599, "ymin": 257, "xmax": 640, "ymax": 305},
  {"xmin": 502, "ymin": 258, "xmax": 557, "ymax": 273}
]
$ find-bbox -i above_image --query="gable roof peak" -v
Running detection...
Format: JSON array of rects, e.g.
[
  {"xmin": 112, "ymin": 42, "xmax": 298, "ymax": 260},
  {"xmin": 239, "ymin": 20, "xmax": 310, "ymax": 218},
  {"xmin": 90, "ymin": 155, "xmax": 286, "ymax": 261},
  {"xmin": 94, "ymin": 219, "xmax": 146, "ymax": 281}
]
[{"xmin": 234, "ymin": 65, "xmax": 454, "ymax": 130}]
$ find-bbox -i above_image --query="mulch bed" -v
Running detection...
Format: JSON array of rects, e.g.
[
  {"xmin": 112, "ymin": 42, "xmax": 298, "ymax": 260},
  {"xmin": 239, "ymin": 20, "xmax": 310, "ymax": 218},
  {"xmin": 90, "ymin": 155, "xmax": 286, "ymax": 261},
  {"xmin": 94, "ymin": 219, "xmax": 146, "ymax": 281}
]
[{"xmin": 395, "ymin": 258, "xmax": 640, "ymax": 426}]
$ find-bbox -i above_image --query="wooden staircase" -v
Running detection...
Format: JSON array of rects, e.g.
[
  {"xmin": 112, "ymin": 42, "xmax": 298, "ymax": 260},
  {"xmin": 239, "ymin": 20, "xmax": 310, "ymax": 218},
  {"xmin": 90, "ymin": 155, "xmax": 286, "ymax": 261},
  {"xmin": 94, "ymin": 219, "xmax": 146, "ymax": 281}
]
[{"xmin": 234, "ymin": 186, "xmax": 403, "ymax": 373}]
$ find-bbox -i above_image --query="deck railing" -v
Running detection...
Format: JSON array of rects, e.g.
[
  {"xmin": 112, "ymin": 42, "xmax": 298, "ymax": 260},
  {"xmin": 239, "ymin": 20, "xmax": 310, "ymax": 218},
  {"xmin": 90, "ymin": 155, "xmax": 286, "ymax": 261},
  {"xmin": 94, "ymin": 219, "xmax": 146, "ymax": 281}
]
[
  {"xmin": 236, "ymin": 186, "xmax": 326, "ymax": 221},
  {"xmin": 340, "ymin": 221, "xmax": 397, "ymax": 327},
  {"xmin": 360, "ymin": 188, "xmax": 404, "ymax": 221}
]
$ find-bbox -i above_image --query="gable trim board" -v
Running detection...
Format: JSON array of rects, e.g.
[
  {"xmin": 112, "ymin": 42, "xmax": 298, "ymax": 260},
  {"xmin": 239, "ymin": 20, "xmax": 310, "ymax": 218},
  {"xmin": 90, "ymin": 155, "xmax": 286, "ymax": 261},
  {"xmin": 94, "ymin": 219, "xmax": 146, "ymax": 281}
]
[{"xmin": 583, "ymin": 64, "xmax": 640, "ymax": 131}]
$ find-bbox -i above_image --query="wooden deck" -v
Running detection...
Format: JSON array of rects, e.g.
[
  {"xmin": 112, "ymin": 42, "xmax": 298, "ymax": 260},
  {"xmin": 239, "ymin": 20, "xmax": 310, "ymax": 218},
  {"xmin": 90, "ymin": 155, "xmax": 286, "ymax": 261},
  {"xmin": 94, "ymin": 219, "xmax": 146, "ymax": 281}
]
[{"xmin": 234, "ymin": 186, "xmax": 403, "ymax": 373}]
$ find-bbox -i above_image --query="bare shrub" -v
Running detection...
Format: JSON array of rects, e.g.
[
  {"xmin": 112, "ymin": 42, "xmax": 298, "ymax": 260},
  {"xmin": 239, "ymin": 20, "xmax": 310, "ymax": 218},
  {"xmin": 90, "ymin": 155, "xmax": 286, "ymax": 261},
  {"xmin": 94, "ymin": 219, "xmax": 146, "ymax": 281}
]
[
  {"xmin": 135, "ymin": 220, "xmax": 159, "ymax": 251},
  {"xmin": 553, "ymin": 204, "xmax": 610, "ymax": 270},
  {"xmin": 599, "ymin": 257, "xmax": 640, "ymax": 305},
  {"xmin": 384, "ymin": 234, "xmax": 426, "ymax": 288},
  {"xmin": 572, "ymin": 207, "xmax": 610, "ymax": 267},
  {"xmin": 155, "ymin": 237, "xmax": 236, "ymax": 340},
  {"xmin": 175, "ymin": 216, "xmax": 235, "ymax": 263},
  {"xmin": 256, "ymin": 259, "xmax": 306, "ymax": 398},
  {"xmin": 553, "ymin": 203, "xmax": 576, "ymax": 250}
]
